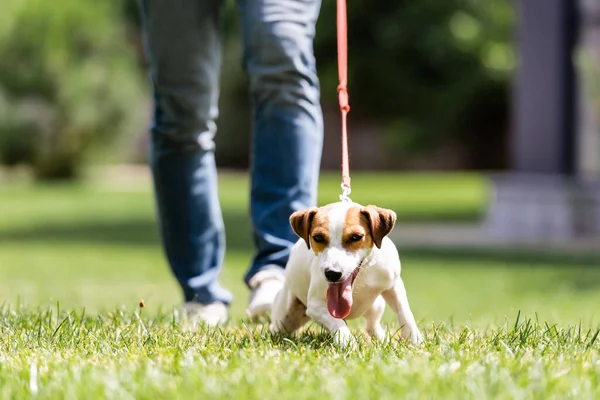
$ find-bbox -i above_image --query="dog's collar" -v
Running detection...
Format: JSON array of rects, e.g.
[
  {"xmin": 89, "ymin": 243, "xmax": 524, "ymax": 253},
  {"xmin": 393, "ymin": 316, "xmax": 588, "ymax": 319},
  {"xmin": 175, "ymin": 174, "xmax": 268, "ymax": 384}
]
[
  {"xmin": 356, "ymin": 257, "xmax": 365, "ymax": 271},
  {"xmin": 352, "ymin": 247, "xmax": 375, "ymax": 279},
  {"xmin": 350, "ymin": 257, "xmax": 366, "ymax": 282},
  {"xmin": 357, "ymin": 248, "xmax": 374, "ymax": 271}
]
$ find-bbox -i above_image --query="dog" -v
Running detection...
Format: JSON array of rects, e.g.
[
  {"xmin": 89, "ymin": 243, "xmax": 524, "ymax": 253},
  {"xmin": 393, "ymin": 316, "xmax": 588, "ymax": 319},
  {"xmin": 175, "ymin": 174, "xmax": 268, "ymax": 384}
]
[{"xmin": 270, "ymin": 201, "xmax": 423, "ymax": 346}]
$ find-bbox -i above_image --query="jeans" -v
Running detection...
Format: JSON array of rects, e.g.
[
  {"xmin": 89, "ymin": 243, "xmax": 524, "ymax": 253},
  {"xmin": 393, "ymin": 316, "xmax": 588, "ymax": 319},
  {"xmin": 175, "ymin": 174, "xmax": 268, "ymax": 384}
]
[{"xmin": 139, "ymin": 0, "xmax": 323, "ymax": 305}]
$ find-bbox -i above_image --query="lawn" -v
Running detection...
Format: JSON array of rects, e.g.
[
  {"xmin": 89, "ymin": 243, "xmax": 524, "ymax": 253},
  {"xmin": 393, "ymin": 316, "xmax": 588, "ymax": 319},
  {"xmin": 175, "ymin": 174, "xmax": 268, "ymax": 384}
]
[{"xmin": 1, "ymin": 170, "xmax": 600, "ymax": 399}]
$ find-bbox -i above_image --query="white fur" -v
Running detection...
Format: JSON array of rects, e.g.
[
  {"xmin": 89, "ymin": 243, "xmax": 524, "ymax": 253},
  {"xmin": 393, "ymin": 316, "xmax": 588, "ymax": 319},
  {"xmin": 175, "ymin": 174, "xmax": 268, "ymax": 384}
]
[{"xmin": 270, "ymin": 202, "xmax": 423, "ymax": 347}]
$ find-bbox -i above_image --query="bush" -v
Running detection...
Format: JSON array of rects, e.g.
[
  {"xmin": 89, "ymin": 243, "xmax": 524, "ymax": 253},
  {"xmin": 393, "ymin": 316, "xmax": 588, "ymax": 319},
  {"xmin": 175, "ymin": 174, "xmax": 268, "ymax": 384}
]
[
  {"xmin": 0, "ymin": 0, "xmax": 146, "ymax": 180},
  {"xmin": 314, "ymin": 0, "xmax": 514, "ymax": 164}
]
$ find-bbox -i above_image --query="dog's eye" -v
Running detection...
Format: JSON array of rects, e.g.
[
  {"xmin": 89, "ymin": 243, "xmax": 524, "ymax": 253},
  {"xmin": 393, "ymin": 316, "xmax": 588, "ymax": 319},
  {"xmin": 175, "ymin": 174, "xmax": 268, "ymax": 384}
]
[
  {"xmin": 350, "ymin": 234, "xmax": 364, "ymax": 242},
  {"xmin": 312, "ymin": 234, "xmax": 325, "ymax": 243}
]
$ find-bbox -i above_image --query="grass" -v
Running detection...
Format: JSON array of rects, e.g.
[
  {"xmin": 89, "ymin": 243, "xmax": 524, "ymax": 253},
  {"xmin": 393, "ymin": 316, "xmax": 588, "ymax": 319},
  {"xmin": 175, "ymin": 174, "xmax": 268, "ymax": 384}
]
[
  {"xmin": 2, "ymin": 308, "xmax": 600, "ymax": 399},
  {"xmin": 1, "ymin": 170, "xmax": 600, "ymax": 398}
]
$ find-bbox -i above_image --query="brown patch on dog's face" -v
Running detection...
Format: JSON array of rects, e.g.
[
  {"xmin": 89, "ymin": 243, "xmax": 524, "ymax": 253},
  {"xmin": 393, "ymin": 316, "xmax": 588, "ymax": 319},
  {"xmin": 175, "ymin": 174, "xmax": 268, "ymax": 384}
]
[
  {"xmin": 307, "ymin": 208, "xmax": 330, "ymax": 253},
  {"xmin": 290, "ymin": 205, "xmax": 332, "ymax": 252},
  {"xmin": 341, "ymin": 206, "xmax": 374, "ymax": 251}
]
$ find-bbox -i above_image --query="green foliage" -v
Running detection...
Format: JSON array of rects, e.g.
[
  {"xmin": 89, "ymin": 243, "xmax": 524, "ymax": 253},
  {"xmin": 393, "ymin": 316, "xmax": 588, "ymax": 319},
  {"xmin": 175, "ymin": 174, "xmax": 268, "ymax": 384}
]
[
  {"xmin": 314, "ymin": 0, "xmax": 515, "ymax": 157},
  {"xmin": 0, "ymin": 0, "xmax": 146, "ymax": 180},
  {"xmin": 0, "ymin": 0, "xmax": 516, "ymax": 172}
]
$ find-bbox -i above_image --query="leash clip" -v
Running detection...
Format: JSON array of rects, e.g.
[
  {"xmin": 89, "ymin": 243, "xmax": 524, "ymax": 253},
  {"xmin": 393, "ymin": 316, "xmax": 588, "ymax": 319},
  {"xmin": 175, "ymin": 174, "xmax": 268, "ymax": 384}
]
[{"xmin": 339, "ymin": 183, "xmax": 352, "ymax": 203}]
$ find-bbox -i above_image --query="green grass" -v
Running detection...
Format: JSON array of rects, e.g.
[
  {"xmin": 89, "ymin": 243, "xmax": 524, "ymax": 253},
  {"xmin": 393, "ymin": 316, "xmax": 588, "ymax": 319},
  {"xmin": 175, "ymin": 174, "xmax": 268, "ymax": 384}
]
[
  {"xmin": 2, "ymin": 309, "xmax": 600, "ymax": 399},
  {"xmin": 1, "ymin": 170, "xmax": 600, "ymax": 398}
]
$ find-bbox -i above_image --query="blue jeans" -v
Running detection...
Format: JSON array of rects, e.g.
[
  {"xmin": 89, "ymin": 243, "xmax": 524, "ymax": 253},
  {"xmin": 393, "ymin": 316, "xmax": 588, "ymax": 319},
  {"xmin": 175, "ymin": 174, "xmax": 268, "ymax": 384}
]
[{"xmin": 139, "ymin": 0, "xmax": 323, "ymax": 305}]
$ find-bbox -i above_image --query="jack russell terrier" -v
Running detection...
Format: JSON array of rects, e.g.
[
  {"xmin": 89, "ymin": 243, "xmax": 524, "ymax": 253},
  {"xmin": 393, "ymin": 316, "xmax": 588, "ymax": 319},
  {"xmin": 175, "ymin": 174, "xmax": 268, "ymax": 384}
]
[{"xmin": 270, "ymin": 201, "xmax": 423, "ymax": 346}]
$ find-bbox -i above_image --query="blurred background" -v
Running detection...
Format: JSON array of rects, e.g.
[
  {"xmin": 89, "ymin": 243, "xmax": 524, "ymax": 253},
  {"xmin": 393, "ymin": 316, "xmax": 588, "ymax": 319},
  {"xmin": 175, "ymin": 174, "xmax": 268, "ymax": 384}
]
[{"xmin": 1, "ymin": 0, "xmax": 600, "ymax": 327}]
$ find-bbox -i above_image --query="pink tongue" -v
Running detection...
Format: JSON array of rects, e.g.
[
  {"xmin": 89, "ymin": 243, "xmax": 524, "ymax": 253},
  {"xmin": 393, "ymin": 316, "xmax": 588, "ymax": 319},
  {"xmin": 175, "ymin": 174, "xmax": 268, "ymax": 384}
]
[{"xmin": 327, "ymin": 277, "xmax": 353, "ymax": 319}]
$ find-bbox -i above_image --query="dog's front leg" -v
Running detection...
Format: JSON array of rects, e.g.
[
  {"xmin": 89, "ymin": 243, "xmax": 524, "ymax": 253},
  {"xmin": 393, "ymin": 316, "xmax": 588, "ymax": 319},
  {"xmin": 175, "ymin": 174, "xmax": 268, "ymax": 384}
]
[
  {"xmin": 305, "ymin": 298, "xmax": 355, "ymax": 348},
  {"xmin": 382, "ymin": 278, "xmax": 423, "ymax": 345}
]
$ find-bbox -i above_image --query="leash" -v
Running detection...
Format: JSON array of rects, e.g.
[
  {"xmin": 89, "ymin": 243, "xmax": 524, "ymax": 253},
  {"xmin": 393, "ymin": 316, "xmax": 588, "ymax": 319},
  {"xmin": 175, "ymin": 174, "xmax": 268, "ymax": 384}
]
[{"xmin": 337, "ymin": 0, "xmax": 352, "ymax": 203}]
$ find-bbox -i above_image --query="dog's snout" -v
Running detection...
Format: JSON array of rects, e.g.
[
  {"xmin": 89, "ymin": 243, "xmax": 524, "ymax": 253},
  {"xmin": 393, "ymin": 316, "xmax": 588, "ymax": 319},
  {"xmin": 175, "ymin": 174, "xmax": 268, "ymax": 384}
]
[{"xmin": 324, "ymin": 268, "xmax": 343, "ymax": 282}]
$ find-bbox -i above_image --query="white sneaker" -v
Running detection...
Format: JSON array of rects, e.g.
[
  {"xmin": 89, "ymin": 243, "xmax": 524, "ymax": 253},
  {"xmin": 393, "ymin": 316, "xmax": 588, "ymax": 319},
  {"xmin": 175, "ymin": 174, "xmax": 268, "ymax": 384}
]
[
  {"xmin": 181, "ymin": 301, "xmax": 228, "ymax": 327},
  {"xmin": 246, "ymin": 269, "xmax": 285, "ymax": 319}
]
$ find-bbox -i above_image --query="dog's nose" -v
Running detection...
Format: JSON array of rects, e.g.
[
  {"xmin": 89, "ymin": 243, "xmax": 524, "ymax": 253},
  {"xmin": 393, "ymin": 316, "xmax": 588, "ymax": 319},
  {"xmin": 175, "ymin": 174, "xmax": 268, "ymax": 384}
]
[{"xmin": 324, "ymin": 268, "xmax": 343, "ymax": 282}]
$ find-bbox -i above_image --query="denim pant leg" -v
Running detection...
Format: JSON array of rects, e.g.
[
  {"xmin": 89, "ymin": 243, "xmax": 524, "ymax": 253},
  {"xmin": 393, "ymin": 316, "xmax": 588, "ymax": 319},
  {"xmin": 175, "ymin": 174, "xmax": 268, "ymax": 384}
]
[
  {"xmin": 237, "ymin": 0, "xmax": 324, "ymax": 285},
  {"xmin": 139, "ymin": 0, "xmax": 233, "ymax": 305}
]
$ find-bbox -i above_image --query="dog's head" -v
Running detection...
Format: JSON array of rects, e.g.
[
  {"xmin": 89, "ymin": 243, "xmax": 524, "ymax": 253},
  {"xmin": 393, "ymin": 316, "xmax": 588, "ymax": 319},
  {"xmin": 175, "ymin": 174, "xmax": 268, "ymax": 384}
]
[{"xmin": 289, "ymin": 202, "xmax": 396, "ymax": 319}]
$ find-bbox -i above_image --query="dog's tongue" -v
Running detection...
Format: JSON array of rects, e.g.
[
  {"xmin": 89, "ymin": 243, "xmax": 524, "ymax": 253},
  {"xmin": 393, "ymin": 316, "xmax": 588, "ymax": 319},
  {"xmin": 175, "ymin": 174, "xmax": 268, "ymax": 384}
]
[{"xmin": 327, "ymin": 277, "xmax": 353, "ymax": 319}]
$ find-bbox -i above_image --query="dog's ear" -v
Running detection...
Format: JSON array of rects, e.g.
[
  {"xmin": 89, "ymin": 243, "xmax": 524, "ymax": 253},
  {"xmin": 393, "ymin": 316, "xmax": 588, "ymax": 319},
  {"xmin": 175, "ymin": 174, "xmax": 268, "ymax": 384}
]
[
  {"xmin": 360, "ymin": 205, "xmax": 397, "ymax": 249},
  {"xmin": 289, "ymin": 207, "xmax": 319, "ymax": 249}
]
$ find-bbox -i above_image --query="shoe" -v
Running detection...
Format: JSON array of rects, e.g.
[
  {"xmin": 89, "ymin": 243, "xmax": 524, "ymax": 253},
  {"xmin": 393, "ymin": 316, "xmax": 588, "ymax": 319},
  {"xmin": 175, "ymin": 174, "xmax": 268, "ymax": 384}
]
[
  {"xmin": 181, "ymin": 301, "xmax": 228, "ymax": 327},
  {"xmin": 246, "ymin": 269, "xmax": 285, "ymax": 319}
]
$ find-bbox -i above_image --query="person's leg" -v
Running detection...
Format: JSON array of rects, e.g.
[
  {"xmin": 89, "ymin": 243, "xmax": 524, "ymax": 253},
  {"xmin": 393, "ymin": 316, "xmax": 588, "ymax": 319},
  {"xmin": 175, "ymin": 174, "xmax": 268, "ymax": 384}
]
[
  {"xmin": 139, "ymin": 0, "xmax": 232, "ymax": 316},
  {"xmin": 237, "ymin": 0, "xmax": 324, "ymax": 315}
]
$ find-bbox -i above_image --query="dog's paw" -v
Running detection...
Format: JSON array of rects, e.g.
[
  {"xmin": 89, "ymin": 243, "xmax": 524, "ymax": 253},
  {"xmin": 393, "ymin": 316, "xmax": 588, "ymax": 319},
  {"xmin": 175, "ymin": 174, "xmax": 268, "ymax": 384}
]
[
  {"xmin": 400, "ymin": 325, "xmax": 424, "ymax": 345},
  {"xmin": 333, "ymin": 326, "xmax": 357, "ymax": 349},
  {"xmin": 408, "ymin": 328, "xmax": 424, "ymax": 345},
  {"xmin": 411, "ymin": 330, "xmax": 424, "ymax": 345},
  {"xmin": 367, "ymin": 325, "xmax": 388, "ymax": 342}
]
